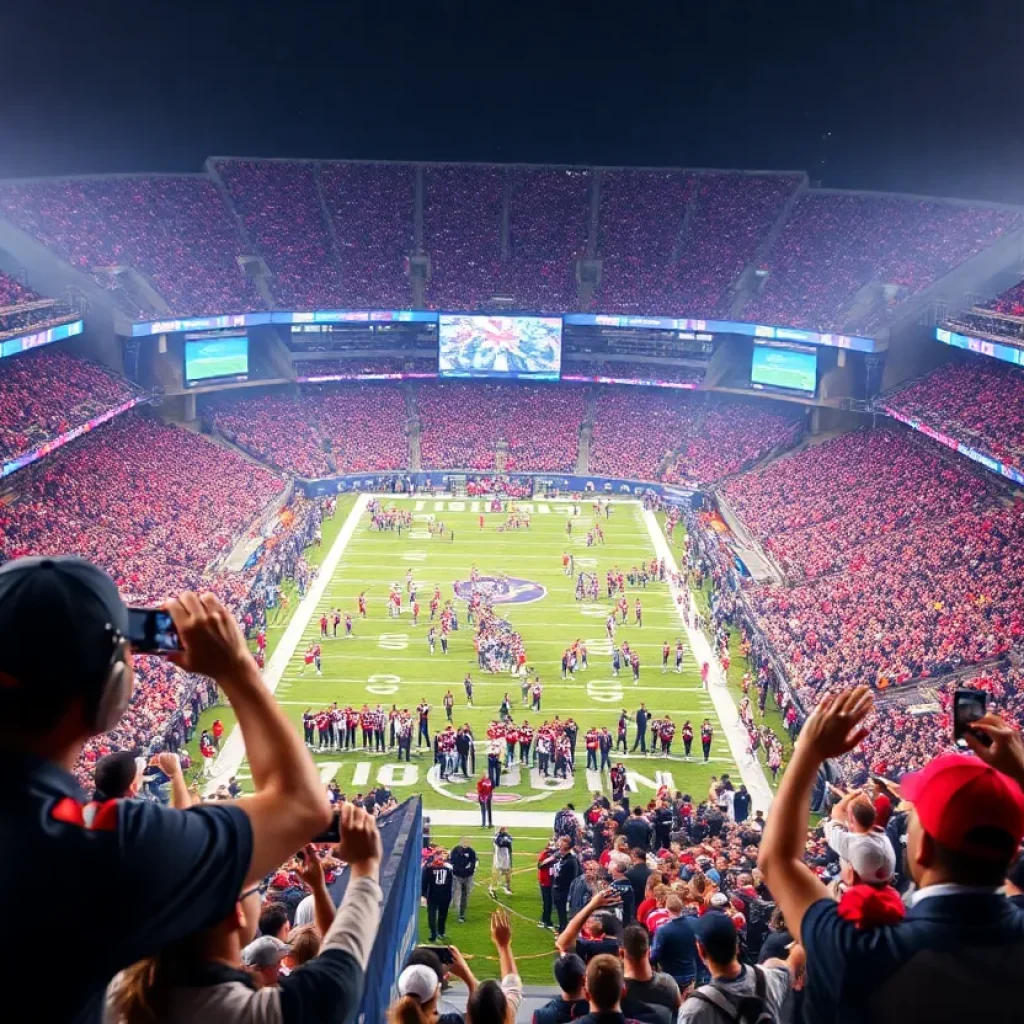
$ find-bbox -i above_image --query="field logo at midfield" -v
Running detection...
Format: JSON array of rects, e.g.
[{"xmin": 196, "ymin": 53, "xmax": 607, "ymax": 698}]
[{"xmin": 453, "ymin": 576, "xmax": 546, "ymax": 605}]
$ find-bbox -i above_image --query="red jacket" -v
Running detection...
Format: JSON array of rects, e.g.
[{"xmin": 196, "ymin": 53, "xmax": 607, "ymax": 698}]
[{"xmin": 477, "ymin": 778, "xmax": 493, "ymax": 802}]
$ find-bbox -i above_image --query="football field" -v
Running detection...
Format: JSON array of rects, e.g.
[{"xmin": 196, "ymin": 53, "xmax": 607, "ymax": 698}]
[{"xmin": 228, "ymin": 493, "xmax": 743, "ymax": 813}]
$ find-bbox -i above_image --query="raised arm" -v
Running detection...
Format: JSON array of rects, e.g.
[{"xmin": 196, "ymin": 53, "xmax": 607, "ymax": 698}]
[
  {"xmin": 554, "ymin": 889, "xmax": 620, "ymax": 954},
  {"xmin": 157, "ymin": 752, "xmax": 191, "ymax": 810},
  {"xmin": 491, "ymin": 909, "xmax": 518, "ymax": 979},
  {"xmin": 296, "ymin": 843, "xmax": 337, "ymax": 938},
  {"xmin": 166, "ymin": 592, "xmax": 332, "ymax": 885},
  {"xmin": 759, "ymin": 687, "xmax": 873, "ymax": 941}
]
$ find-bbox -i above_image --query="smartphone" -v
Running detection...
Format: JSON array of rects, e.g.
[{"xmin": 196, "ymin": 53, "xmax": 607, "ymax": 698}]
[
  {"xmin": 310, "ymin": 811, "xmax": 341, "ymax": 844},
  {"xmin": 127, "ymin": 607, "xmax": 182, "ymax": 654},
  {"xmin": 953, "ymin": 689, "xmax": 987, "ymax": 746},
  {"xmin": 418, "ymin": 944, "xmax": 454, "ymax": 965}
]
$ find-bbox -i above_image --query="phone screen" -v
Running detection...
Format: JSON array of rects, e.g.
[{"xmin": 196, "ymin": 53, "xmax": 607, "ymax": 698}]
[
  {"xmin": 418, "ymin": 944, "xmax": 454, "ymax": 965},
  {"xmin": 953, "ymin": 689, "xmax": 986, "ymax": 744},
  {"xmin": 127, "ymin": 608, "xmax": 182, "ymax": 654}
]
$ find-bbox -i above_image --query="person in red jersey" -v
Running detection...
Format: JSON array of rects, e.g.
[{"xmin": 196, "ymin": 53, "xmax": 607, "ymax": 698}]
[{"xmin": 477, "ymin": 775, "xmax": 494, "ymax": 827}]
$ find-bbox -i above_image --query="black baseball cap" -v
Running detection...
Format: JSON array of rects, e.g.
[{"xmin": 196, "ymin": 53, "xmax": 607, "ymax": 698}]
[
  {"xmin": 692, "ymin": 911, "xmax": 738, "ymax": 963},
  {"xmin": 0, "ymin": 556, "xmax": 128, "ymax": 707}
]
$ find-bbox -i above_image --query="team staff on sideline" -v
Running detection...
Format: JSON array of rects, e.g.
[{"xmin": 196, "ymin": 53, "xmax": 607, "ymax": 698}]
[
  {"xmin": 0, "ymin": 556, "xmax": 332, "ymax": 1023},
  {"xmin": 450, "ymin": 838, "xmax": 478, "ymax": 924},
  {"xmin": 759, "ymin": 686, "xmax": 1024, "ymax": 1024}
]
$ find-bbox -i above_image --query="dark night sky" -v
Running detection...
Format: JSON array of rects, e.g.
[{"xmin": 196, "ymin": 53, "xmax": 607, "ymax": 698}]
[{"xmin": 1, "ymin": 0, "xmax": 1023, "ymax": 203}]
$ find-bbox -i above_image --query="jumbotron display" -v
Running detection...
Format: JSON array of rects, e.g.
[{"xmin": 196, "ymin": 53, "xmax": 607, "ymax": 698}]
[
  {"xmin": 184, "ymin": 334, "xmax": 249, "ymax": 386},
  {"xmin": 438, "ymin": 314, "xmax": 563, "ymax": 380},
  {"xmin": 751, "ymin": 342, "xmax": 818, "ymax": 393}
]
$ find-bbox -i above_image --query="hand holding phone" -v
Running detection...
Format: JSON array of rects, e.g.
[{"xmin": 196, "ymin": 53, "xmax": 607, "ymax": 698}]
[
  {"xmin": 127, "ymin": 607, "xmax": 182, "ymax": 654},
  {"xmin": 953, "ymin": 689, "xmax": 989, "ymax": 747}
]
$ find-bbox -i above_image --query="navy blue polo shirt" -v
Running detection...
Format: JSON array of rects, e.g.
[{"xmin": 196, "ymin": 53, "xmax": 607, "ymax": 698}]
[
  {"xmin": 801, "ymin": 893, "xmax": 1024, "ymax": 1024},
  {"xmin": 0, "ymin": 751, "xmax": 253, "ymax": 1024}
]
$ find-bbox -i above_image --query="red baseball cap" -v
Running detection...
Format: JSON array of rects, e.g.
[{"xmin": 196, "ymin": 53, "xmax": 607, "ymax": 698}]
[{"xmin": 900, "ymin": 753, "xmax": 1024, "ymax": 858}]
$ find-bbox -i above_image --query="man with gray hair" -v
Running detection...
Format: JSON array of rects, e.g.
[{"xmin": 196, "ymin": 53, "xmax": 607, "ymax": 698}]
[{"xmin": 608, "ymin": 852, "xmax": 636, "ymax": 925}]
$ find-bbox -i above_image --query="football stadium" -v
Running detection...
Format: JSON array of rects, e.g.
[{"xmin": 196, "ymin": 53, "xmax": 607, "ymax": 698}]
[{"xmin": 5, "ymin": 12, "xmax": 1024, "ymax": 1021}]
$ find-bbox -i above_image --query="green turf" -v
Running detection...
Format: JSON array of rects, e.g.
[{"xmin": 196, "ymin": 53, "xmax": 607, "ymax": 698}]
[{"xmin": 230, "ymin": 496, "xmax": 740, "ymax": 812}]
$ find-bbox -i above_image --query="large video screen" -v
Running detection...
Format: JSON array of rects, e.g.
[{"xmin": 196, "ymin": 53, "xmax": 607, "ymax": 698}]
[
  {"xmin": 751, "ymin": 342, "xmax": 817, "ymax": 393},
  {"xmin": 438, "ymin": 314, "xmax": 562, "ymax": 380},
  {"xmin": 184, "ymin": 334, "xmax": 249, "ymax": 386}
]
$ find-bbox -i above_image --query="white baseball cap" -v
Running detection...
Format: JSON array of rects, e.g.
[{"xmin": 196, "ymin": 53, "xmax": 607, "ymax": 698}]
[{"xmin": 397, "ymin": 964, "xmax": 441, "ymax": 1004}]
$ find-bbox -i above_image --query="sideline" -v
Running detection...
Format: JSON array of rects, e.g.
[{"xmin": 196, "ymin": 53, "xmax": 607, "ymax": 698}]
[
  {"xmin": 205, "ymin": 493, "xmax": 371, "ymax": 793},
  {"xmin": 641, "ymin": 508, "xmax": 775, "ymax": 813}
]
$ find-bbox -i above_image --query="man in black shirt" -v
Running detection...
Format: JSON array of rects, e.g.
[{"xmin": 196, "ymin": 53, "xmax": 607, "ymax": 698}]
[
  {"xmin": 632, "ymin": 704, "xmax": 649, "ymax": 753},
  {"xmin": 532, "ymin": 954, "xmax": 589, "ymax": 1024},
  {"xmin": 626, "ymin": 847, "xmax": 652, "ymax": 908},
  {"xmin": 624, "ymin": 806, "xmax": 652, "ymax": 851},
  {"xmin": 0, "ymin": 557, "xmax": 332, "ymax": 1024},
  {"xmin": 450, "ymin": 838, "xmax": 477, "ymax": 923},
  {"xmin": 422, "ymin": 850, "xmax": 455, "ymax": 941},
  {"xmin": 550, "ymin": 835, "xmax": 582, "ymax": 932}
]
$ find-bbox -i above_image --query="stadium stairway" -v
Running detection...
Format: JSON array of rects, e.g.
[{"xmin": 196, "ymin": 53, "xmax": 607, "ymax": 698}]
[
  {"xmin": 406, "ymin": 385, "xmax": 422, "ymax": 470},
  {"xmin": 575, "ymin": 423, "xmax": 591, "ymax": 473}
]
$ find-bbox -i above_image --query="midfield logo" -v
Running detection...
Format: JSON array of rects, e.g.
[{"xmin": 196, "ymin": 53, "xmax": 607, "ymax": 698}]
[{"xmin": 453, "ymin": 575, "xmax": 547, "ymax": 605}]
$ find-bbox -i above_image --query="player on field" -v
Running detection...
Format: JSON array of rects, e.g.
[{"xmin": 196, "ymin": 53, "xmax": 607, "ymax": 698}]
[
  {"xmin": 682, "ymin": 720, "xmax": 694, "ymax": 759},
  {"xmin": 358, "ymin": 591, "xmax": 367, "ymax": 617},
  {"xmin": 443, "ymin": 690, "xmax": 454, "ymax": 723},
  {"xmin": 417, "ymin": 701, "xmax": 431, "ymax": 748},
  {"xmin": 634, "ymin": 598, "xmax": 642, "ymax": 627},
  {"xmin": 463, "ymin": 672, "xmax": 474, "ymax": 706},
  {"xmin": 662, "ymin": 641, "xmax": 670, "ymax": 672},
  {"xmin": 675, "ymin": 640, "xmax": 684, "ymax": 672},
  {"xmin": 701, "ymin": 718, "xmax": 714, "ymax": 761}
]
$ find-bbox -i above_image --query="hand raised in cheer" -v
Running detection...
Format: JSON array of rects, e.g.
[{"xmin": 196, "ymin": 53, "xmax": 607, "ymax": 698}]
[{"xmin": 799, "ymin": 686, "xmax": 874, "ymax": 761}]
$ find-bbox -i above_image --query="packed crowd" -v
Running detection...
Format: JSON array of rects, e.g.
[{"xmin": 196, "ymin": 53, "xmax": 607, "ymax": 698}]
[
  {"xmin": 0, "ymin": 267, "xmax": 34, "ymax": 307},
  {"xmin": 215, "ymin": 159, "xmax": 345, "ymax": 310},
  {"xmin": 746, "ymin": 193, "xmax": 1023, "ymax": 332},
  {"xmin": 589, "ymin": 388, "xmax": 802, "ymax": 484},
  {"xmin": 722, "ymin": 427, "xmax": 997, "ymax": 580},
  {"xmin": 0, "ymin": 411, "xmax": 296, "ymax": 782},
  {"xmin": 0, "ymin": 175, "xmax": 261, "ymax": 315},
  {"xmin": 0, "ymin": 270, "xmax": 81, "ymax": 340},
  {"xmin": 0, "ymin": 348, "xmax": 144, "ymax": 463},
  {"xmin": 505, "ymin": 167, "xmax": 590, "ymax": 312},
  {"xmin": 320, "ymin": 161, "xmax": 417, "ymax": 309},
  {"xmin": 205, "ymin": 383, "xmax": 409, "ymax": 477},
  {"xmin": 666, "ymin": 173, "xmax": 801, "ymax": 318},
  {"xmin": 423, "ymin": 164, "xmax": 505, "ymax": 310},
  {"xmin": 417, "ymin": 382, "xmax": 584, "ymax": 472},
  {"xmin": 881, "ymin": 358, "xmax": 1024, "ymax": 472}
]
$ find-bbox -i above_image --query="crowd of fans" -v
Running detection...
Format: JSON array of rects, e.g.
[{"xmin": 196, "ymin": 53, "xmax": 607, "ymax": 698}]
[
  {"xmin": 881, "ymin": 358, "xmax": 1024, "ymax": 473},
  {"xmin": 417, "ymin": 382, "xmax": 584, "ymax": 472},
  {"xmin": 423, "ymin": 164, "xmax": 505, "ymax": 310},
  {"xmin": 206, "ymin": 383, "xmax": 410, "ymax": 477},
  {"xmin": 506, "ymin": 167, "xmax": 590, "ymax": 312},
  {"xmin": 0, "ymin": 348, "xmax": 144, "ymax": 464},
  {"xmin": 722, "ymin": 427, "xmax": 997, "ymax": 580},
  {"xmin": 320, "ymin": 161, "xmax": 416, "ymax": 309},
  {"xmin": 0, "ymin": 176, "xmax": 261, "ymax": 315},
  {"xmin": 0, "ymin": 409, "xmax": 319, "ymax": 785},
  {"xmin": 746, "ymin": 193, "xmax": 1023, "ymax": 332},
  {"xmin": 702, "ymin": 427, "xmax": 1024, "ymax": 699},
  {"xmin": 595, "ymin": 169, "xmax": 694, "ymax": 314},
  {"xmin": 667, "ymin": 173, "xmax": 800, "ymax": 318},
  {"xmin": 215, "ymin": 159, "xmax": 345, "ymax": 310},
  {"xmin": 589, "ymin": 389, "xmax": 802, "ymax": 484}
]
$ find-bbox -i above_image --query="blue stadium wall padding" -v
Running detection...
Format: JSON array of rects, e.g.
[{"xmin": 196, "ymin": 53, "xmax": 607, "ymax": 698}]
[{"xmin": 327, "ymin": 796, "xmax": 422, "ymax": 1021}]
